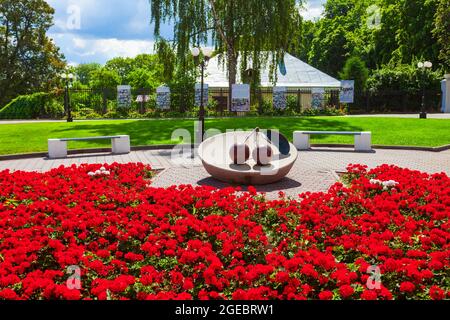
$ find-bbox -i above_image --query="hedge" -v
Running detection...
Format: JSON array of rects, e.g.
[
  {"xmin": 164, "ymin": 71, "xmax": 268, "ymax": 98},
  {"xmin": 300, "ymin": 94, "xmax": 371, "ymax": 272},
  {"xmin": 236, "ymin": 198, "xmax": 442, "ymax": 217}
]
[{"xmin": 0, "ymin": 93, "xmax": 64, "ymax": 120}]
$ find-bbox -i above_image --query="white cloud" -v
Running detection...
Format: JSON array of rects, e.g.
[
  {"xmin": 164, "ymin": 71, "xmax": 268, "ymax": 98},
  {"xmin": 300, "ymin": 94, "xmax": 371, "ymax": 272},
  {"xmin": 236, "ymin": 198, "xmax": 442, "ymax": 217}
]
[
  {"xmin": 73, "ymin": 38, "xmax": 86, "ymax": 49},
  {"xmin": 74, "ymin": 38, "xmax": 155, "ymax": 59},
  {"xmin": 49, "ymin": 33, "xmax": 155, "ymax": 64},
  {"xmin": 300, "ymin": 2, "xmax": 324, "ymax": 21},
  {"xmin": 46, "ymin": 0, "xmax": 167, "ymax": 64}
]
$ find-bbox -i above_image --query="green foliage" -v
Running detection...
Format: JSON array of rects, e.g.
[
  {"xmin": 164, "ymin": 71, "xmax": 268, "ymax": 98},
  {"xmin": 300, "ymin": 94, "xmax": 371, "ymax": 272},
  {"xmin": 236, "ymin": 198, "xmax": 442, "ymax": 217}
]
[
  {"xmin": 72, "ymin": 108, "xmax": 102, "ymax": 120},
  {"xmin": 339, "ymin": 57, "xmax": 369, "ymax": 92},
  {"xmin": 155, "ymin": 41, "xmax": 177, "ymax": 83},
  {"xmin": 367, "ymin": 62, "xmax": 443, "ymax": 94},
  {"xmin": 289, "ymin": 20, "xmax": 316, "ymax": 62},
  {"xmin": 167, "ymin": 72, "xmax": 196, "ymax": 113},
  {"xmin": 307, "ymin": 0, "xmax": 372, "ymax": 76},
  {"xmin": 74, "ymin": 63, "xmax": 102, "ymax": 85},
  {"xmin": 0, "ymin": 0, "xmax": 66, "ymax": 106},
  {"xmin": 309, "ymin": 21, "xmax": 349, "ymax": 77},
  {"xmin": 102, "ymin": 54, "xmax": 165, "ymax": 87},
  {"xmin": 433, "ymin": 0, "xmax": 450, "ymax": 69},
  {"xmin": 105, "ymin": 57, "xmax": 134, "ymax": 82},
  {"xmin": 392, "ymin": 0, "xmax": 440, "ymax": 65},
  {"xmin": 89, "ymin": 68, "xmax": 121, "ymax": 89},
  {"xmin": 295, "ymin": 0, "xmax": 445, "ymax": 78},
  {"xmin": 126, "ymin": 68, "xmax": 161, "ymax": 90},
  {"xmin": 0, "ymin": 92, "xmax": 64, "ymax": 119},
  {"xmin": 131, "ymin": 54, "xmax": 164, "ymax": 76}
]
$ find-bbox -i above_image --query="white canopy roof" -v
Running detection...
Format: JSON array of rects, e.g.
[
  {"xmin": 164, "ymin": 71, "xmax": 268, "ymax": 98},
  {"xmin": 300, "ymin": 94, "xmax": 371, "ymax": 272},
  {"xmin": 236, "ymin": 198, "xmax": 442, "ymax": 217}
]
[{"xmin": 203, "ymin": 53, "xmax": 341, "ymax": 89}]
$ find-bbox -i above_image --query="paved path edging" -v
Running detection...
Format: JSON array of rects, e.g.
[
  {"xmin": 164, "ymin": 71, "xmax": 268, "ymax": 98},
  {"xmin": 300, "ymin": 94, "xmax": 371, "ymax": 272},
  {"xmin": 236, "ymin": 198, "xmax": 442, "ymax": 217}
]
[{"xmin": 1, "ymin": 143, "xmax": 449, "ymax": 161}]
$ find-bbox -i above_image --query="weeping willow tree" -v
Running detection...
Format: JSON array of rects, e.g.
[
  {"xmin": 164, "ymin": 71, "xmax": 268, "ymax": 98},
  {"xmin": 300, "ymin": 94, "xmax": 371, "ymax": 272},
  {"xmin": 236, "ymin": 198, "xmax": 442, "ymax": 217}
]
[{"xmin": 150, "ymin": 0, "xmax": 302, "ymax": 108}]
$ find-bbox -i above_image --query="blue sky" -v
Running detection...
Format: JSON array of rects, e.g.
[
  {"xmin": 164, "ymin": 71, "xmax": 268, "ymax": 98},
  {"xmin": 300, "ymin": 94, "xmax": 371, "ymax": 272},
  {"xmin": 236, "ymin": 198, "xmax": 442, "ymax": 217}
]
[{"xmin": 47, "ymin": 0, "xmax": 326, "ymax": 65}]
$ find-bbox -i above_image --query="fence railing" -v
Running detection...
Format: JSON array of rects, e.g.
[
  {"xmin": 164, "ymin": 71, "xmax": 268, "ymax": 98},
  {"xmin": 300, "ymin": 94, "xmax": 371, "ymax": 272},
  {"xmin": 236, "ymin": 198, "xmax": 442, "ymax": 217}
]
[
  {"xmin": 360, "ymin": 90, "xmax": 442, "ymax": 114},
  {"xmin": 66, "ymin": 87, "xmax": 442, "ymax": 117},
  {"xmin": 67, "ymin": 87, "xmax": 342, "ymax": 116}
]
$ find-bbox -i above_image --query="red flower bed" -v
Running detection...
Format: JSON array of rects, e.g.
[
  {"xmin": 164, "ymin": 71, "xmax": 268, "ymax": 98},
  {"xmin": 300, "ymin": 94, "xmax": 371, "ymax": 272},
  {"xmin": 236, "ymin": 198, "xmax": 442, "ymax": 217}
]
[{"xmin": 0, "ymin": 163, "xmax": 449, "ymax": 300}]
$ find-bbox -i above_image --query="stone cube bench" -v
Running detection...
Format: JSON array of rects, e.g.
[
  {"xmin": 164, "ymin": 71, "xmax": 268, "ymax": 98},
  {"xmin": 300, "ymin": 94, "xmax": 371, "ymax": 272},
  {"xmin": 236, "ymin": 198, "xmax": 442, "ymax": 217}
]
[
  {"xmin": 48, "ymin": 135, "xmax": 130, "ymax": 159},
  {"xmin": 294, "ymin": 131, "xmax": 372, "ymax": 152}
]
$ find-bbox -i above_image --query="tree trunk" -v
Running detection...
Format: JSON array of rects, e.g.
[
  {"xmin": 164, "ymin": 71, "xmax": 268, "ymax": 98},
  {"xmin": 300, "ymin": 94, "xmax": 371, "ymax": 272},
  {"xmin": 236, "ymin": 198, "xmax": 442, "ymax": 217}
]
[{"xmin": 227, "ymin": 49, "xmax": 237, "ymax": 111}]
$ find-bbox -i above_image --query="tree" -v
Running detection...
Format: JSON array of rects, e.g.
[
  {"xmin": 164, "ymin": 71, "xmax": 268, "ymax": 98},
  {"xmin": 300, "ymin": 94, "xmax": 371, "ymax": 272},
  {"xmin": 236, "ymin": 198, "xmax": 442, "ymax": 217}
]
[
  {"xmin": 307, "ymin": 0, "xmax": 373, "ymax": 76},
  {"xmin": 393, "ymin": 0, "xmax": 440, "ymax": 65},
  {"xmin": 309, "ymin": 20, "xmax": 350, "ymax": 77},
  {"xmin": 126, "ymin": 68, "xmax": 161, "ymax": 89},
  {"xmin": 150, "ymin": 0, "xmax": 302, "ymax": 108},
  {"xmin": 339, "ymin": 56, "xmax": 369, "ymax": 93},
  {"xmin": 433, "ymin": 0, "xmax": 450, "ymax": 69},
  {"xmin": 0, "ymin": 0, "xmax": 65, "ymax": 106},
  {"xmin": 103, "ymin": 54, "xmax": 166, "ymax": 86},
  {"xmin": 74, "ymin": 63, "xmax": 101, "ymax": 85},
  {"xmin": 154, "ymin": 40, "xmax": 178, "ymax": 84},
  {"xmin": 289, "ymin": 20, "xmax": 316, "ymax": 63},
  {"xmin": 89, "ymin": 68, "xmax": 121, "ymax": 89},
  {"xmin": 105, "ymin": 57, "xmax": 133, "ymax": 84}
]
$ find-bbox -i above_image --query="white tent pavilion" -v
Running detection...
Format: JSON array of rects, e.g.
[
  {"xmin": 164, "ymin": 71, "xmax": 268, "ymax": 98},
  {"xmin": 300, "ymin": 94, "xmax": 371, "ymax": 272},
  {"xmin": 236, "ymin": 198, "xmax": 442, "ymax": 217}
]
[{"xmin": 204, "ymin": 53, "xmax": 341, "ymax": 89}]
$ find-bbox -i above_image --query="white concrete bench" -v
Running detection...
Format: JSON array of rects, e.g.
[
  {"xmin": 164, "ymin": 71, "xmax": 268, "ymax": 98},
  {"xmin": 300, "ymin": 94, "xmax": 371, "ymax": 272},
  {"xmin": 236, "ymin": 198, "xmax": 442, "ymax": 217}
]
[
  {"xmin": 294, "ymin": 131, "xmax": 372, "ymax": 151},
  {"xmin": 48, "ymin": 135, "xmax": 130, "ymax": 158}
]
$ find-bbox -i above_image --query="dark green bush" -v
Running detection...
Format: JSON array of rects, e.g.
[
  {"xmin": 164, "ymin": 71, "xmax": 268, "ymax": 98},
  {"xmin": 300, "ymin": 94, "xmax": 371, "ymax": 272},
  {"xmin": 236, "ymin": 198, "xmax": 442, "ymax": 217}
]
[
  {"xmin": 367, "ymin": 63, "xmax": 442, "ymax": 94},
  {"xmin": 0, "ymin": 93, "xmax": 64, "ymax": 119}
]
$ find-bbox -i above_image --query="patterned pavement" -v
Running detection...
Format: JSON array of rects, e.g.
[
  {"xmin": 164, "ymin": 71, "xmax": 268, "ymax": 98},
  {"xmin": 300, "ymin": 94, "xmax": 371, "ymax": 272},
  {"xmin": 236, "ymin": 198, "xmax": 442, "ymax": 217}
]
[{"xmin": 1, "ymin": 147, "xmax": 449, "ymax": 199}]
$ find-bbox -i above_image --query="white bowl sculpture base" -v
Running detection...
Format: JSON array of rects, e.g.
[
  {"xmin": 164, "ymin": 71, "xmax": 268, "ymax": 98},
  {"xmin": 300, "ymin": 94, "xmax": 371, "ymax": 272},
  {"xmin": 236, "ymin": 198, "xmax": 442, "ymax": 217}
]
[{"xmin": 198, "ymin": 131, "xmax": 298, "ymax": 185}]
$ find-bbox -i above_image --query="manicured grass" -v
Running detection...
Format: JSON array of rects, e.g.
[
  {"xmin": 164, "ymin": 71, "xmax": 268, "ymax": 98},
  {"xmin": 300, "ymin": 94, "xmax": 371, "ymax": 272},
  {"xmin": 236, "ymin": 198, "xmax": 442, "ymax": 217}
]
[{"xmin": 0, "ymin": 116, "xmax": 449, "ymax": 155}]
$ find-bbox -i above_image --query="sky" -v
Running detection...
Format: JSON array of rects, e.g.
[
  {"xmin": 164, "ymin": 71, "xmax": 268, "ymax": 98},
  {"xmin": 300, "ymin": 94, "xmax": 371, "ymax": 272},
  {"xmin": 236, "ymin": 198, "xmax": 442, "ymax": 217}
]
[{"xmin": 47, "ymin": 0, "xmax": 326, "ymax": 66}]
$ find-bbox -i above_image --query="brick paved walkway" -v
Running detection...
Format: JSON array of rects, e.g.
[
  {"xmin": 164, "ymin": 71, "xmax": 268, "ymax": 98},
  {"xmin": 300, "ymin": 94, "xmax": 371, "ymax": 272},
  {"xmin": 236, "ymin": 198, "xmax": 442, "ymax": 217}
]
[{"xmin": 1, "ymin": 148, "xmax": 449, "ymax": 199}]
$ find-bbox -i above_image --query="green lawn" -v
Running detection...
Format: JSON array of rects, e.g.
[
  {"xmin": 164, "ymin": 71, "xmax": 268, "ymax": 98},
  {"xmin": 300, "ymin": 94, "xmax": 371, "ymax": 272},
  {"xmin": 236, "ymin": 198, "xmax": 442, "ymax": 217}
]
[{"xmin": 0, "ymin": 117, "xmax": 449, "ymax": 155}]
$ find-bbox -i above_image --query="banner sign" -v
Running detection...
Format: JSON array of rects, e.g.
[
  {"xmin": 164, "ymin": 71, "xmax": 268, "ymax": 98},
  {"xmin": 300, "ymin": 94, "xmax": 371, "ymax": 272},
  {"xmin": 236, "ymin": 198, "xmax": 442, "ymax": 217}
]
[
  {"xmin": 340, "ymin": 80, "xmax": 355, "ymax": 104},
  {"xmin": 273, "ymin": 86, "xmax": 287, "ymax": 110},
  {"xmin": 231, "ymin": 84, "xmax": 250, "ymax": 112},
  {"xmin": 195, "ymin": 83, "xmax": 209, "ymax": 107},
  {"xmin": 156, "ymin": 86, "xmax": 171, "ymax": 110},
  {"xmin": 311, "ymin": 87, "xmax": 325, "ymax": 109},
  {"xmin": 117, "ymin": 85, "xmax": 132, "ymax": 108}
]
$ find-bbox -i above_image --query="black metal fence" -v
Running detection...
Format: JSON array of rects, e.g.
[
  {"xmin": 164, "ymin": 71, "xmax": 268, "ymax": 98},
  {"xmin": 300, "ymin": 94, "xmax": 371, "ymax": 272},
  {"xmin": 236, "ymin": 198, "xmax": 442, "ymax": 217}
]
[
  {"xmin": 66, "ymin": 87, "xmax": 442, "ymax": 117},
  {"xmin": 359, "ymin": 90, "xmax": 442, "ymax": 114},
  {"xmin": 67, "ymin": 87, "xmax": 342, "ymax": 117},
  {"xmin": 349, "ymin": 90, "xmax": 442, "ymax": 114}
]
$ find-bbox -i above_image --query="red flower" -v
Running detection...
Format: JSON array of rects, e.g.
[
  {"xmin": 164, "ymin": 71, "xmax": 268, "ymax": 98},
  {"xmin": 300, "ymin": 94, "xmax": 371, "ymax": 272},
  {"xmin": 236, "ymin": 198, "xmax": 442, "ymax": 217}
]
[
  {"xmin": 183, "ymin": 279, "xmax": 194, "ymax": 291},
  {"xmin": 318, "ymin": 291, "xmax": 333, "ymax": 300},
  {"xmin": 430, "ymin": 286, "xmax": 445, "ymax": 300},
  {"xmin": 399, "ymin": 282, "xmax": 415, "ymax": 293},
  {"xmin": 339, "ymin": 285, "xmax": 354, "ymax": 299},
  {"xmin": 275, "ymin": 271, "xmax": 290, "ymax": 283},
  {"xmin": 0, "ymin": 288, "xmax": 19, "ymax": 300},
  {"xmin": 360, "ymin": 290, "xmax": 378, "ymax": 300},
  {"xmin": 0, "ymin": 163, "xmax": 449, "ymax": 300}
]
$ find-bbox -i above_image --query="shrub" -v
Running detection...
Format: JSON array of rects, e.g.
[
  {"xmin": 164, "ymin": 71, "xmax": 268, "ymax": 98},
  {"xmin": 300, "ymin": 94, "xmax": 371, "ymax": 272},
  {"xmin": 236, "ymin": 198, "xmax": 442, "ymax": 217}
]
[
  {"xmin": 367, "ymin": 63, "xmax": 442, "ymax": 94},
  {"xmin": 339, "ymin": 56, "xmax": 369, "ymax": 92},
  {"xmin": 0, "ymin": 92, "xmax": 64, "ymax": 119},
  {"xmin": 365, "ymin": 63, "xmax": 443, "ymax": 112}
]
